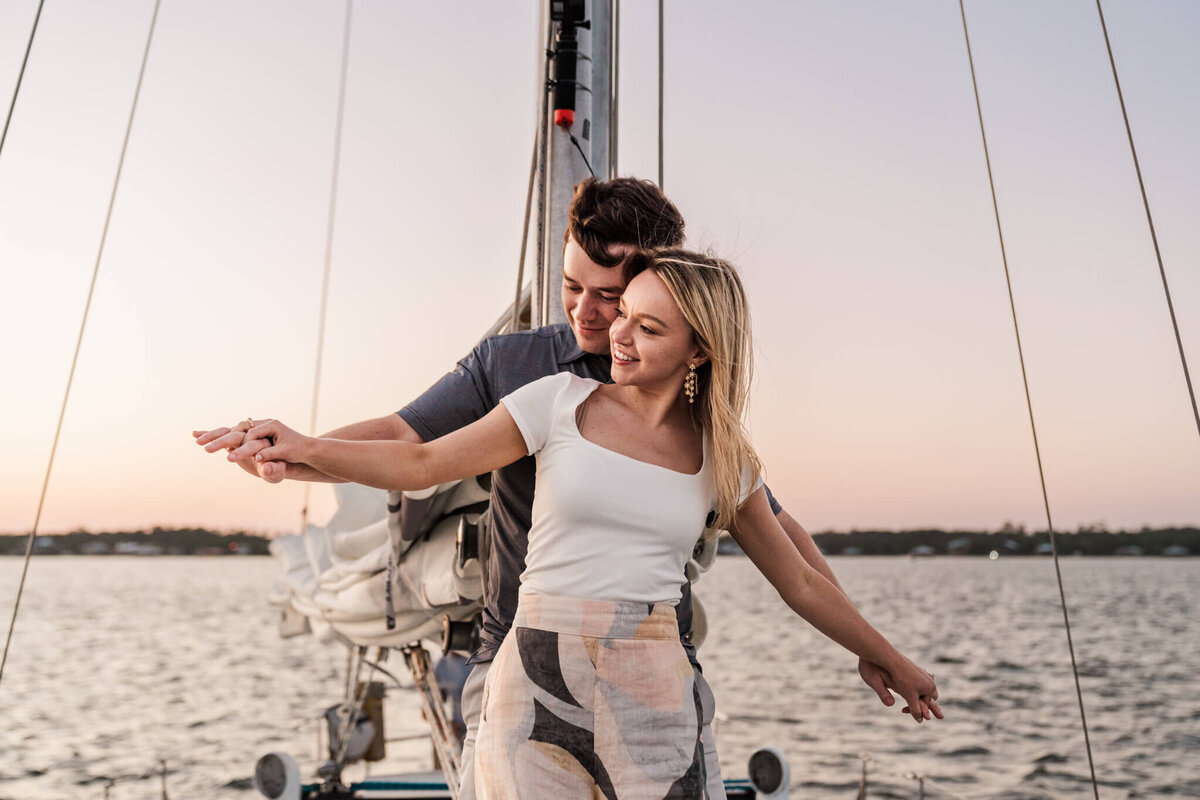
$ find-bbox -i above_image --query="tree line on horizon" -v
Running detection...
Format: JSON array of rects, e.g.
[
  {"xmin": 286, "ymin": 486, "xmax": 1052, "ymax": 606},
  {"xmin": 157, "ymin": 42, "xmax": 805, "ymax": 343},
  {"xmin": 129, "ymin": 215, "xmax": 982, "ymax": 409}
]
[{"xmin": 0, "ymin": 524, "xmax": 1196, "ymax": 557}]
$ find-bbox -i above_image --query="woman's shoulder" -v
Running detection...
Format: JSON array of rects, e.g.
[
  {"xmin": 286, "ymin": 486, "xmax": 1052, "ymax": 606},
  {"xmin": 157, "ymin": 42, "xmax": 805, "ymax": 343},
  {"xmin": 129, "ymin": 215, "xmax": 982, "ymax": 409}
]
[
  {"xmin": 503, "ymin": 372, "xmax": 600, "ymax": 414},
  {"xmin": 521, "ymin": 371, "xmax": 600, "ymax": 395}
]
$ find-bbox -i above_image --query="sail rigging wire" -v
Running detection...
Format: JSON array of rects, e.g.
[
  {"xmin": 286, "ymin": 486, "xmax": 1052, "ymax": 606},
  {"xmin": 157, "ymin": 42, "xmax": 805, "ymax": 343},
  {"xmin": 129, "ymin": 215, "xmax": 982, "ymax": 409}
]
[
  {"xmin": 1093, "ymin": 0, "xmax": 1200, "ymax": 441},
  {"xmin": 956, "ymin": 3, "xmax": 1100, "ymax": 797},
  {"xmin": 657, "ymin": 0, "xmax": 664, "ymax": 188},
  {"xmin": 510, "ymin": 133, "xmax": 538, "ymax": 332},
  {"xmin": 300, "ymin": 0, "xmax": 355, "ymax": 532},
  {"xmin": 535, "ymin": 11, "xmax": 552, "ymax": 327},
  {"xmin": 513, "ymin": 25, "xmax": 554, "ymax": 335},
  {"xmin": 610, "ymin": 0, "xmax": 619, "ymax": 177},
  {"xmin": 0, "ymin": 0, "xmax": 44, "ymax": 162},
  {"xmin": 0, "ymin": 0, "xmax": 163, "ymax": 687}
]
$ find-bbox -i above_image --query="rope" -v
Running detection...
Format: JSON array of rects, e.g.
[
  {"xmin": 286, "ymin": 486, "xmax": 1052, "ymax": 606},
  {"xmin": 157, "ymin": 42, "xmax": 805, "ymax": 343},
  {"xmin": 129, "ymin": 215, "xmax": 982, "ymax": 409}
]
[
  {"xmin": 300, "ymin": 0, "xmax": 354, "ymax": 531},
  {"xmin": 0, "ymin": 0, "xmax": 44, "ymax": 162},
  {"xmin": 1093, "ymin": 0, "xmax": 1199, "ymax": 440},
  {"xmin": 657, "ymin": 0, "xmax": 664, "ymax": 188},
  {"xmin": 404, "ymin": 645, "xmax": 461, "ymax": 796},
  {"xmin": 333, "ymin": 646, "xmax": 378, "ymax": 769},
  {"xmin": 0, "ymin": 0, "xmax": 162, "ymax": 688},
  {"xmin": 956, "ymin": 4, "xmax": 1100, "ymax": 798},
  {"xmin": 858, "ymin": 754, "xmax": 979, "ymax": 800}
]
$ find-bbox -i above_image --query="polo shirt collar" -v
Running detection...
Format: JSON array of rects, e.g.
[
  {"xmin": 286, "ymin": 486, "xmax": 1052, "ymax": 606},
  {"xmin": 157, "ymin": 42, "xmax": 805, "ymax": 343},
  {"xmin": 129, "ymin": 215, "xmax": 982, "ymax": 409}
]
[{"xmin": 557, "ymin": 326, "xmax": 602, "ymax": 366}]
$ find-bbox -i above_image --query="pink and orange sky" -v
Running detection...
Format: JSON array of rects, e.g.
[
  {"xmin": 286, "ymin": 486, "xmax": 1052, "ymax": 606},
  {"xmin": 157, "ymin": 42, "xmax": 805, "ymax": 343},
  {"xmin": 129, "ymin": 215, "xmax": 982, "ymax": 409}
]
[{"xmin": 1, "ymin": 0, "xmax": 1197, "ymax": 536}]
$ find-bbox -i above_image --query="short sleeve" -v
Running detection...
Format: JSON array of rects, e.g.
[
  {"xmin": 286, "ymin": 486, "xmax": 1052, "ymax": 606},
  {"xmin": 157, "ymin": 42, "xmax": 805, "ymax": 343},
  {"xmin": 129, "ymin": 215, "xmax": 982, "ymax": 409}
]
[
  {"xmin": 500, "ymin": 373, "xmax": 574, "ymax": 456},
  {"xmin": 763, "ymin": 484, "xmax": 783, "ymax": 515},
  {"xmin": 739, "ymin": 461, "xmax": 765, "ymax": 505},
  {"xmin": 399, "ymin": 339, "xmax": 496, "ymax": 441}
]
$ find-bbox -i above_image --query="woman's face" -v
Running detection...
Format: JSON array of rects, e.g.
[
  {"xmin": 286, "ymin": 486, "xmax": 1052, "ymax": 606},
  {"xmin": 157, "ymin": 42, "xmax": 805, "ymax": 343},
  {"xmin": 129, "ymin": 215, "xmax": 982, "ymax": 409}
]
[{"xmin": 608, "ymin": 270, "xmax": 704, "ymax": 392}]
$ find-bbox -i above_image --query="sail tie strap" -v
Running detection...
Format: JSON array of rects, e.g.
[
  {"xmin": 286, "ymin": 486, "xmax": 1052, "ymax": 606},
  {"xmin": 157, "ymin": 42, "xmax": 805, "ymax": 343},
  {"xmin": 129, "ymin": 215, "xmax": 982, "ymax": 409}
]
[
  {"xmin": 956, "ymin": 3, "xmax": 1100, "ymax": 797},
  {"xmin": 1093, "ymin": 0, "xmax": 1200, "ymax": 440},
  {"xmin": 0, "ymin": 0, "xmax": 163, "ymax": 689}
]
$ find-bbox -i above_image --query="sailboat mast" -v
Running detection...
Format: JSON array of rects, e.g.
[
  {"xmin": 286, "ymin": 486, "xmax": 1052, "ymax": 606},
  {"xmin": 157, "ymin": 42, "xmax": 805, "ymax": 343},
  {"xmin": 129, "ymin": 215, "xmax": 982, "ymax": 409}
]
[{"xmin": 534, "ymin": 0, "xmax": 612, "ymax": 328}]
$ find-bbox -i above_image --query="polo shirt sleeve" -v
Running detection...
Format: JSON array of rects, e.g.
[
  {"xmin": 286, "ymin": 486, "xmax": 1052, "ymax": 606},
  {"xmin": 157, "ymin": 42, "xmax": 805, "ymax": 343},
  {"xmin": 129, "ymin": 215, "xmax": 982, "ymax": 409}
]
[
  {"xmin": 398, "ymin": 339, "xmax": 497, "ymax": 442},
  {"xmin": 764, "ymin": 484, "xmax": 783, "ymax": 515},
  {"xmin": 500, "ymin": 373, "xmax": 572, "ymax": 456}
]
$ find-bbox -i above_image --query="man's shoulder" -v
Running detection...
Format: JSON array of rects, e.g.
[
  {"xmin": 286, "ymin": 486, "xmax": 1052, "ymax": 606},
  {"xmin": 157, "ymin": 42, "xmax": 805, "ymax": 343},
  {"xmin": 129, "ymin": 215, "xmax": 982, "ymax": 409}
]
[
  {"xmin": 475, "ymin": 324, "xmax": 576, "ymax": 371},
  {"xmin": 480, "ymin": 323, "xmax": 574, "ymax": 354},
  {"xmin": 470, "ymin": 324, "xmax": 576, "ymax": 395}
]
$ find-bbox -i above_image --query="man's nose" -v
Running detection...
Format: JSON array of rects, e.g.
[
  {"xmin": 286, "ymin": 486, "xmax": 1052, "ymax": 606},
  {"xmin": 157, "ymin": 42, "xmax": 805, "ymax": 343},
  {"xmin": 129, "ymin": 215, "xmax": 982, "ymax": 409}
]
[{"xmin": 576, "ymin": 292, "xmax": 598, "ymax": 321}]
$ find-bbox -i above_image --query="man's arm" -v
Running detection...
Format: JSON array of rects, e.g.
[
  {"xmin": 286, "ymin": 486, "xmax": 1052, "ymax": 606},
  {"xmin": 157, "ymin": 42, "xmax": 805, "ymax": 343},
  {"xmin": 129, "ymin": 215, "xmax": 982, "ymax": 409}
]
[
  {"xmin": 772, "ymin": 505, "xmax": 906, "ymax": 707},
  {"xmin": 775, "ymin": 509, "xmax": 846, "ymax": 596}
]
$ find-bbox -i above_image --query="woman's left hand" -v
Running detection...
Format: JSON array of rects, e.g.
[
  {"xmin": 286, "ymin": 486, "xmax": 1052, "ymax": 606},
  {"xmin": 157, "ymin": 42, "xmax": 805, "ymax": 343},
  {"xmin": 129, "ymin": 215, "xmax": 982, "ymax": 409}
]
[
  {"xmin": 233, "ymin": 419, "xmax": 314, "ymax": 482},
  {"xmin": 889, "ymin": 657, "xmax": 943, "ymax": 723}
]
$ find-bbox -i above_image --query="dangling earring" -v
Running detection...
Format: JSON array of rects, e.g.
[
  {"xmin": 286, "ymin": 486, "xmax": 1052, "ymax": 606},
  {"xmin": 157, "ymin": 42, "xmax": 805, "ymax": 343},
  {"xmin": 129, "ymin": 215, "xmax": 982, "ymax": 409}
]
[{"xmin": 684, "ymin": 363, "xmax": 698, "ymax": 404}]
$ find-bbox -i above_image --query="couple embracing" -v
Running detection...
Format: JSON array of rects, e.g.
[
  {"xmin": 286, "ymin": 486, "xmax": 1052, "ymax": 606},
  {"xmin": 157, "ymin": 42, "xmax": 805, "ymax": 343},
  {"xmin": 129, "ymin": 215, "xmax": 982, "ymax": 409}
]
[{"xmin": 195, "ymin": 177, "xmax": 941, "ymax": 799}]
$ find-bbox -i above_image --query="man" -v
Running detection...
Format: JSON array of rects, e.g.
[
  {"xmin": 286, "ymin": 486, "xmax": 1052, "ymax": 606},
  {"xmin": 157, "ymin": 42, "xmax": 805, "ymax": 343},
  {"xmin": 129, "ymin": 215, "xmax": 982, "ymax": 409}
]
[{"xmin": 199, "ymin": 177, "xmax": 898, "ymax": 798}]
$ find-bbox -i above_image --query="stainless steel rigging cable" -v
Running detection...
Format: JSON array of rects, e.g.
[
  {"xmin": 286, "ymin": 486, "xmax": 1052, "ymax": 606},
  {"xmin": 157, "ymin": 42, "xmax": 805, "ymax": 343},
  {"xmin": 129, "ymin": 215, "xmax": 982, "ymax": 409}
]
[
  {"xmin": 657, "ymin": 0, "xmax": 664, "ymax": 188},
  {"xmin": 1093, "ymin": 0, "xmax": 1199, "ymax": 441},
  {"xmin": 535, "ymin": 12, "xmax": 552, "ymax": 326},
  {"xmin": 515, "ymin": 12, "xmax": 556, "ymax": 332},
  {"xmin": 956, "ymin": 4, "xmax": 1100, "ymax": 797},
  {"xmin": 610, "ymin": 0, "xmax": 619, "ymax": 177},
  {"xmin": 510, "ymin": 133, "xmax": 538, "ymax": 332},
  {"xmin": 0, "ymin": 0, "xmax": 44, "ymax": 161},
  {"xmin": 1, "ymin": 0, "xmax": 163, "ymax": 687},
  {"xmin": 301, "ymin": 0, "xmax": 354, "ymax": 531}
]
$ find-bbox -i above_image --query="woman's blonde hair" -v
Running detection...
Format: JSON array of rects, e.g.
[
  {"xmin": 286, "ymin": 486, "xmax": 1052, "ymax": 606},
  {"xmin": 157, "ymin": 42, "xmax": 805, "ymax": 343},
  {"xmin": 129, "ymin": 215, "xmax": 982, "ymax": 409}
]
[{"xmin": 628, "ymin": 247, "xmax": 762, "ymax": 531}]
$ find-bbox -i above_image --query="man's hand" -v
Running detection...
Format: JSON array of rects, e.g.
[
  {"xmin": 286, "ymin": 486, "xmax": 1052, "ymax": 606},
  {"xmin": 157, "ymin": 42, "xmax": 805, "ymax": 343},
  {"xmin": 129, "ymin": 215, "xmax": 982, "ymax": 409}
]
[{"xmin": 859, "ymin": 658, "xmax": 896, "ymax": 707}]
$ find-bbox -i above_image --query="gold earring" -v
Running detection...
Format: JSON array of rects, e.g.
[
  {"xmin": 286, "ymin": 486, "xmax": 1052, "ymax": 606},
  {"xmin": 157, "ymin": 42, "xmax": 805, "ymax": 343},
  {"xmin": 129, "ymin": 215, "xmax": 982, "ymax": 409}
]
[{"xmin": 684, "ymin": 363, "xmax": 697, "ymax": 404}]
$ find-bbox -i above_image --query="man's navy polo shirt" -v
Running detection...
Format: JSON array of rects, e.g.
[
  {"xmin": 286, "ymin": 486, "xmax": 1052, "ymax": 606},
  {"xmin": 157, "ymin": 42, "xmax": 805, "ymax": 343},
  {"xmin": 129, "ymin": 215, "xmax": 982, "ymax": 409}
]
[{"xmin": 399, "ymin": 323, "xmax": 781, "ymax": 665}]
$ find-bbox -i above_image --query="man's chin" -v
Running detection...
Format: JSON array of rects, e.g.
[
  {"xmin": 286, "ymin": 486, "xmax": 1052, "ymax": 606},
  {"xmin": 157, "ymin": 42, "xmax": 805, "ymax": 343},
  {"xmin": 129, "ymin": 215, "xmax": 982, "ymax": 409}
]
[{"xmin": 572, "ymin": 326, "xmax": 611, "ymax": 356}]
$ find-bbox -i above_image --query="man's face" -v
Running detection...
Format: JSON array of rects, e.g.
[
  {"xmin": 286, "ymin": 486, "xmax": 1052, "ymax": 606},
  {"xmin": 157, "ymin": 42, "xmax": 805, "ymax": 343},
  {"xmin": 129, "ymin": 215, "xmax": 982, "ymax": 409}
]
[{"xmin": 561, "ymin": 237, "xmax": 632, "ymax": 355}]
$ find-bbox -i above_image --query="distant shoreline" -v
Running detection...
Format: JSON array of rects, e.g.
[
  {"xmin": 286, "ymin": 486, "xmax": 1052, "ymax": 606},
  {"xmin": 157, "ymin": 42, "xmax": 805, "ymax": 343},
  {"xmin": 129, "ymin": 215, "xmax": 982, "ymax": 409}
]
[{"xmin": 2, "ymin": 525, "xmax": 1196, "ymax": 557}]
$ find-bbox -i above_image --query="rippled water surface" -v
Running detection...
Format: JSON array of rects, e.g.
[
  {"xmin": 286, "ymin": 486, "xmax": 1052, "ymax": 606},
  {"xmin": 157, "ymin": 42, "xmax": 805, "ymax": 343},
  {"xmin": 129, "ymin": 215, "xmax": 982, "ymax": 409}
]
[{"xmin": 1, "ymin": 556, "xmax": 1197, "ymax": 799}]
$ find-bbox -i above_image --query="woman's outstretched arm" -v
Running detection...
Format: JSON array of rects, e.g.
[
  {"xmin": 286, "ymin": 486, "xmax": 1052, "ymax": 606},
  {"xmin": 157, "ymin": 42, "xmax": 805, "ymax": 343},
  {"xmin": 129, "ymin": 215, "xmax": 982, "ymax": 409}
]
[
  {"xmin": 236, "ymin": 404, "xmax": 528, "ymax": 492},
  {"xmin": 731, "ymin": 488, "xmax": 943, "ymax": 723}
]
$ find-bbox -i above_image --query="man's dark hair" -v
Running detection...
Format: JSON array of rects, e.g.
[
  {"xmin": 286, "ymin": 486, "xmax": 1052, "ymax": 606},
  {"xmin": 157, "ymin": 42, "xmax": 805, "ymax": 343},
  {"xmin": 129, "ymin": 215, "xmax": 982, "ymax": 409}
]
[{"xmin": 565, "ymin": 177, "xmax": 685, "ymax": 267}]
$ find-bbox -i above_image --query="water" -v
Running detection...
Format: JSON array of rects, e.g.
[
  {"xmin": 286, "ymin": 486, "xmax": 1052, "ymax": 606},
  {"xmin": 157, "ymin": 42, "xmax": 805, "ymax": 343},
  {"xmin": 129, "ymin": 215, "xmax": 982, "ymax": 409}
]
[{"xmin": 1, "ymin": 556, "xmax": 1196, "ymax": 799}]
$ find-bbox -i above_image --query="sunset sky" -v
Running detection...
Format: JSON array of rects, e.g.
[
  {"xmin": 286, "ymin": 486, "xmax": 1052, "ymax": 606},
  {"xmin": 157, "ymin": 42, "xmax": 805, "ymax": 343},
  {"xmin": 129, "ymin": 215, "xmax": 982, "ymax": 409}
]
[{"xmin": 1, "ymin": 0, "xmax": 1197, "ymax": 536}]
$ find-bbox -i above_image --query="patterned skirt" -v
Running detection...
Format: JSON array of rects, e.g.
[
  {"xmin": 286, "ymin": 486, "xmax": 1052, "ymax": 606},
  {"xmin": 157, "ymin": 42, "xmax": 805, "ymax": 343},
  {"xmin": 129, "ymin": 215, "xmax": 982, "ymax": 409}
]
[{"xmin": 475, "ymin": 592, "xmax": 707, "ymax": 799}]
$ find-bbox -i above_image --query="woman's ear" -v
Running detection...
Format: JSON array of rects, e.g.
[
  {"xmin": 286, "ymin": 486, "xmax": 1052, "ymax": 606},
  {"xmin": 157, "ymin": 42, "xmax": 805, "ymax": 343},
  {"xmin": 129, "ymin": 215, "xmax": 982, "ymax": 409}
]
[{"xmin": 690, "ymin": 349, "xmax": 711, "ymax": 368}]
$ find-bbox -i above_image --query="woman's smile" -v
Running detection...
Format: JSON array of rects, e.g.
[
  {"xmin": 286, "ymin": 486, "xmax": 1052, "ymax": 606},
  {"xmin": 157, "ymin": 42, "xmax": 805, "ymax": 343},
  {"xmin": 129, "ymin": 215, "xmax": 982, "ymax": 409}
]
[{"xmin": 612, "ymin": 346, "xmax": 639, "ymax": 364}]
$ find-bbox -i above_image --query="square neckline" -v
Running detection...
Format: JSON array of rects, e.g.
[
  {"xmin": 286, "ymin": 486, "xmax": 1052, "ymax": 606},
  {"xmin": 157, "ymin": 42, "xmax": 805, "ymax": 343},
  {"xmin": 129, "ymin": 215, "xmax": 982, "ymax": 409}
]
[{"xmin": 568, "ymin": 382, "xmax": 707, "ymax": 478}]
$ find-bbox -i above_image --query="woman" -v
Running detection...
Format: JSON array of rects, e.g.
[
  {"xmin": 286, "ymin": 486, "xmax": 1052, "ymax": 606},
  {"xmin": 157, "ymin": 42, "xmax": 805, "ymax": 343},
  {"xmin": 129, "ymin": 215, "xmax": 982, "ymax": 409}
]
[{"xmin": 241, "ymin": 249, "xmax": 942, "ymax": 798}]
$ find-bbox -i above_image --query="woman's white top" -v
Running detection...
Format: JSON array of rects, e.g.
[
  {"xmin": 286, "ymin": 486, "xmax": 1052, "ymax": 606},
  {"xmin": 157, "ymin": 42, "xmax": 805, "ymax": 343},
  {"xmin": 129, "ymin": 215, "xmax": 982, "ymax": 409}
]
[{"xmin": 501, "ymin": 372, "xmax": 757, "ymax": 606}]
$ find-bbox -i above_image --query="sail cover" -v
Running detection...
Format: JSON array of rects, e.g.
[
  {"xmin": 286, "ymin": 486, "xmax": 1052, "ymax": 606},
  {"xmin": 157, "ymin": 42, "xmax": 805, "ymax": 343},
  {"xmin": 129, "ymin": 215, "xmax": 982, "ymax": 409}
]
[{"xmin": 267, "ymin": 479, "xmax": 489, "ymax": 648}]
